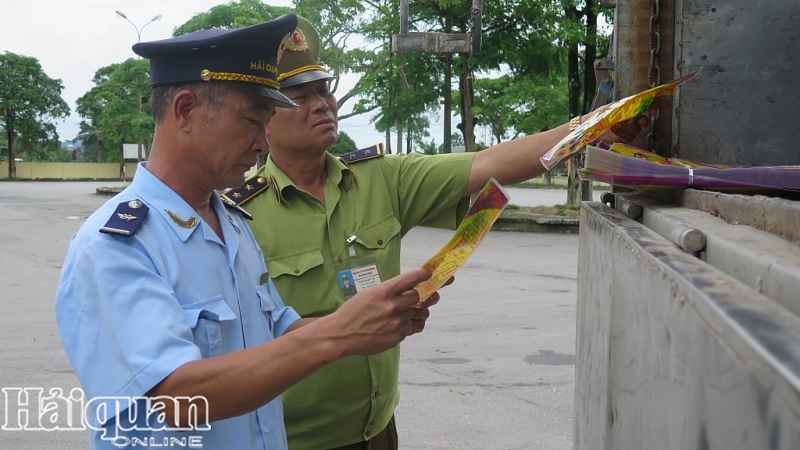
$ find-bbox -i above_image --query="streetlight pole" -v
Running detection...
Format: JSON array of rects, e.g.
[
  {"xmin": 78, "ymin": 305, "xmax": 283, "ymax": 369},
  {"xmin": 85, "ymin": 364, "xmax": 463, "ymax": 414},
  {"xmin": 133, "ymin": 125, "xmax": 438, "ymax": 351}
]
[
  {"xmin": 115, "ymin": 11, "xmax": 162, "ymax": 180},
  {"xmin": 115, "ymin": 11, "xmax": 163, "ymax": 43}
]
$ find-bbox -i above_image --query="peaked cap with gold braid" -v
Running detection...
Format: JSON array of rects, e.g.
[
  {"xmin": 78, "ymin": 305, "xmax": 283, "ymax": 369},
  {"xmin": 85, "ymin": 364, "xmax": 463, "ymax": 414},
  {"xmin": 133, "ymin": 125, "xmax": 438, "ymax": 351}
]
[{"xmin": 276, "ymin": 16, "xmax": 336, "ymax": 88}]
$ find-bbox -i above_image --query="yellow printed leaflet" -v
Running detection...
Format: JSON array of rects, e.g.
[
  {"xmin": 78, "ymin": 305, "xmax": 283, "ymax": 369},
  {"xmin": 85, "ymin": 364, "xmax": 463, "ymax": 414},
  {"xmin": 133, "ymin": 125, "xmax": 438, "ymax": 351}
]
[{"xmin": 414, "ymin": 179, "xmax": 509, "ymax": 300}]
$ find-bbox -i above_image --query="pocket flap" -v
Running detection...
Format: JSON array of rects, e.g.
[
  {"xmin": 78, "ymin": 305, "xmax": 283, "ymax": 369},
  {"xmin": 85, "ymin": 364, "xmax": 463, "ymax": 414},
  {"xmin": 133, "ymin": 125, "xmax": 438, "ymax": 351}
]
[
  {"xmin": 182, "ymin": 296, "xmax": 237, "ymax": 327},
  {"xmin": 354, "ymin": 214, "xmax": 401, "ymax": 250},
  {"xmin": 255, "ymin": 285, "xmax": 275, "ymax": 312},
  {"xmin": 267, "ymin": 247, "xmax": 324, "ymax": 278}
]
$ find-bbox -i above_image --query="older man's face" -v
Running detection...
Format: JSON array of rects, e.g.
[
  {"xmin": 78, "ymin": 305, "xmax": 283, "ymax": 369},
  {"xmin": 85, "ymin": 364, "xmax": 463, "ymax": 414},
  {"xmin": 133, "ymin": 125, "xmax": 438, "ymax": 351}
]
[
  {"xmin": 266, "ymin": 79, "xmax": 338, "ymax": 154},
  {"xmin": 191, "ymin": 87, "xmax": 275, "ymax": 190}
]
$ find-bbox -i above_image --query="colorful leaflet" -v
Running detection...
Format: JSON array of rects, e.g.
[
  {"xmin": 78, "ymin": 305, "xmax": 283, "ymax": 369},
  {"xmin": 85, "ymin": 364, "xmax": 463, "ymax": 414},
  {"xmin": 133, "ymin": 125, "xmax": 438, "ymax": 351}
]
[
  {"xmin": 414, "ymin": 179, "xmax": 510, "ymax": 300},
  {"xmin": 540, "ymin": 68, "xmax": 702, "ymax": 170}
]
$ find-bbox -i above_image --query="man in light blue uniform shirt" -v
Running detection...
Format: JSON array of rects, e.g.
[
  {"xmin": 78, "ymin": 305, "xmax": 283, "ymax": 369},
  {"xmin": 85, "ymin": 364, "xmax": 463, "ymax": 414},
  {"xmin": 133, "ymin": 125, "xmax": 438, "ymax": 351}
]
[{"xmin": 55, "ymin": 15, "xmax": 431, "ymax": 449}]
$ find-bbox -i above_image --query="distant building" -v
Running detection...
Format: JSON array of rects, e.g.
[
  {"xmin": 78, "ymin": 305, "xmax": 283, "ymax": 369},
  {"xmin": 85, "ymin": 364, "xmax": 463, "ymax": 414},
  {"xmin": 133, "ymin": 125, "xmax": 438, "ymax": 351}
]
[{"xmin": 60, "ymin": 140, "xmax": 84, "ymax": 161}]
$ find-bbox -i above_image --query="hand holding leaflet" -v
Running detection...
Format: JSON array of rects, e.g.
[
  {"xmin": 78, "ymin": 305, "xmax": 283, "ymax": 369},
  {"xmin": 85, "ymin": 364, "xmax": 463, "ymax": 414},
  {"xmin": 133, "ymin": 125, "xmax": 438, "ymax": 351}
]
[
  {"xmin": 414, "ymin": 179, "xmax": 509, "ymax": 300},
  {"xmin": 540, "ymin": 68, "xmax": 702, "ymax": 170}
]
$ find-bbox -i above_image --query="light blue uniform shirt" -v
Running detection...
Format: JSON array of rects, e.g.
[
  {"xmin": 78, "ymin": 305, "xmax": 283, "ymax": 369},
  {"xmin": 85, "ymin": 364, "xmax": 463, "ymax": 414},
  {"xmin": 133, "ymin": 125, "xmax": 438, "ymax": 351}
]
[{"xmin": 55, "ymin": 164, "xmax": 300, "ymax": 449}]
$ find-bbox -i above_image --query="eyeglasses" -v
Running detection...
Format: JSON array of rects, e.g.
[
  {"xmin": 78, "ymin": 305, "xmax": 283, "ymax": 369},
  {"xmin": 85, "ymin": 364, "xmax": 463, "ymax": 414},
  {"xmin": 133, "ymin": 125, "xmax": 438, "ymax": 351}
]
[{"xmin": 283, "ymin": 77, "xmax": 338, "ymax": 103}]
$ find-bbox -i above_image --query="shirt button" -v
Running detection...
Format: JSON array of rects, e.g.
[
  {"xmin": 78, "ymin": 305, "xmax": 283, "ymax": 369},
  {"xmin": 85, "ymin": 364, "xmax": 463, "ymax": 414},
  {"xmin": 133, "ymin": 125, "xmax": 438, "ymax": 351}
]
[
  {"xmin": 374, "ymin": 391, "xmax": 379, "ymax": 398},
  {"xmin": 242, "ymin": 319, "xmax": 247, "ymax": 326},
  {"xmin": 294, "ymin": 269, "xmax": 300, "ymax": 274},
  {"xmin": 365, "ymin": 431, "xmax": 371, "ymax": 437},
  {"xmin": 337, "ymin": 257, "xmax": 343, "ymax": 263},
  {"xmin": 262, "ymin": 425, "xmax": 270, "ymax": 433},
  {"xmin": 369, "ymin": 420, "xmax": 375, "ymax": 426},
  {"xmin": 377, "ymin": 239, "xmax": 383, "ymax": 245}
]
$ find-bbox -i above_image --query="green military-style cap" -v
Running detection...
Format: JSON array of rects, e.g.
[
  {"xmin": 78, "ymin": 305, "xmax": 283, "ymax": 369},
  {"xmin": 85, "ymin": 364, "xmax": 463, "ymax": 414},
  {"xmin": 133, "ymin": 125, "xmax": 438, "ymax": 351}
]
[{"xmin": 276, "ymin": 16, "xmax": 336, "ymax": 88}]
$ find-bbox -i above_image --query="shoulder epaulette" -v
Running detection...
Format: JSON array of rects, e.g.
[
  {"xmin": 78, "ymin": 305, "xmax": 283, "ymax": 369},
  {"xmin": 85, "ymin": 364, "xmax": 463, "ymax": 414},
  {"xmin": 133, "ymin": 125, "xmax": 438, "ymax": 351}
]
[
  {"xmin": 338, "ymin": 143, "xmax": 385, "ymax": 164},
  {"xmin": 221, "ymin": 175, "xmax": 270, "ymax": 206},
  {"xmin": 99, "ymin": 200, "xmax": 149, "ymax": 237},
  {"xmin": 221, "ymin": 196, "xmax": 254, "ymax": 220}
]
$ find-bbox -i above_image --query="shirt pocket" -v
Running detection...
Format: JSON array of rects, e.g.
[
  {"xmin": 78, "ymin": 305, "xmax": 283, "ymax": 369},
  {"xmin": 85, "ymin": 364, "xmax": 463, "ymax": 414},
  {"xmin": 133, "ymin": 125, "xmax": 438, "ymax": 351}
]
[
  {"xmin": 266, "ymin": 247, "xmax": 324, "ymax": 278},
  {"xmin": 182, "ymin": 296, "xmax": 237, "ymax": 359},
  {"xmin": 354, "ymin": 214, "xmax": 402, "ymax": 251}
]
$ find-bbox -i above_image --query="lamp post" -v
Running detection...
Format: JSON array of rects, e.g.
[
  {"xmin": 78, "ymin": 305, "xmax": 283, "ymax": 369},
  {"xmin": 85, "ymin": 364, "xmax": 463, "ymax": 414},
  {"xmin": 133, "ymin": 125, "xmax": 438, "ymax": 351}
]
[
  {"xmin": 115, "ymin": 11, "xmax": 163, "ymax": 43},
  {"xmin": 115, "ymin": 11, "xmax": 162, "ymax": 180}
]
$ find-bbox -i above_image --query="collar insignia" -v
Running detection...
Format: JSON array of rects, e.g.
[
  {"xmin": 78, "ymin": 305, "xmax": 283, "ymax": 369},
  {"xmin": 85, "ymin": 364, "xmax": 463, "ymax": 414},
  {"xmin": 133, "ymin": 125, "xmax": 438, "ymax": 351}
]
[{"xmin": 166, "ymin": 210, "xmax": 198, "ymax": 229}]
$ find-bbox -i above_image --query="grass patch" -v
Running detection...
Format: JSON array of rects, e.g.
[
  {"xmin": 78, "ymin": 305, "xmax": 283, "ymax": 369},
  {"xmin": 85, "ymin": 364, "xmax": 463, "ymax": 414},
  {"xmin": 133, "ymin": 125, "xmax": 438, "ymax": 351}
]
[{"xmin": 524, "ymin": 204, "xmax": 581, "ymax": 217}]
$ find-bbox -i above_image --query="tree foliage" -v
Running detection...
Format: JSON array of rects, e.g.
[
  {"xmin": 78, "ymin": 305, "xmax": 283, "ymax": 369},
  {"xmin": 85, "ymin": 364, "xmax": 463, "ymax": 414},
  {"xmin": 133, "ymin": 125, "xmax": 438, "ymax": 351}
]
[
  {"xmin": 327, "ymin": 131, "xmax": 358, "ymax": 156},
  {"xmin": 172, "ymin": 0, "xmax": 291, "ymax": 36},
  {"xmin": 76, "ymin": 58, "xmax": 152, "ymax": 162},
  {"xmin": 0, "ymin": 52, "xmax": 70, "ymax": 175},
  {"xmin": 172, "ymin": 0, "xmax": 612, "ymax": 164}
]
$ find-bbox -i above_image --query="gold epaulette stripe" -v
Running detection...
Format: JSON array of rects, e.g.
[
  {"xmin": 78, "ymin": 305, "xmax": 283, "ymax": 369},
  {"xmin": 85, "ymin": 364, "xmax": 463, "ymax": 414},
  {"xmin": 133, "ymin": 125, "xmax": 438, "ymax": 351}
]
[
  {"xmin": 277, "ymin": 65, "xmax": 328, "ymax": 82},
  {"xmin": 200, "ymin": 69, "xmax": 280, "ymax": 90}
]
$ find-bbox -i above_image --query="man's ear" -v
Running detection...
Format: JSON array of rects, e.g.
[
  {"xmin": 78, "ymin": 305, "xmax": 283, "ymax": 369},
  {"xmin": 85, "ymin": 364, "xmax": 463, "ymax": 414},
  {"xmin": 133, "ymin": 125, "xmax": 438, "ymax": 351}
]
[{"xmin": 171, "ymin": 90, "xmax": 199, "ymax": 132}]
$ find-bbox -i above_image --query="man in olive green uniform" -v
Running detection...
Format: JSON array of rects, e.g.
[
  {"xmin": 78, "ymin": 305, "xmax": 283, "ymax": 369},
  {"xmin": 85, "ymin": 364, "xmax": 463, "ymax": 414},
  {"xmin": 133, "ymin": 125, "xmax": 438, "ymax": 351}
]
[{"xmin": 224, "ymin": 16, "xmax": 653, "ymax": 450}]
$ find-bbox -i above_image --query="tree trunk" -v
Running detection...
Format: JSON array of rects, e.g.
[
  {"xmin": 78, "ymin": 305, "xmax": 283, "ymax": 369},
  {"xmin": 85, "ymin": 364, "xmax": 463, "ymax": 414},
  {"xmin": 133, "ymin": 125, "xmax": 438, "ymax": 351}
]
[
  {"xmin": 544, "ymin": 171, "xmax": 552, "ymax": 186},
  {"xmin": 459, "ymin": 67, "xmax": 476, "ymax": 153},
  {"xmin": 396, "ymin": 123, "xmax": 403, "ymax": 155},
  {"xmin": 7, "ymin": 112, "xmax": 16, "ymax": 179},
  {"xmin": 566, "ymin": 10, "xmax": 583, "ymax": 207},
  {"xmin": 580, "ymin": 0, "xmax": 598, "ymax": 202},
  {"xmin": 385, "ymin": 128, "xmax": 392, "ymax": 154},
  {"xmin": 443, "ymin": 53, "xmax": 452, "ymax": 154}
]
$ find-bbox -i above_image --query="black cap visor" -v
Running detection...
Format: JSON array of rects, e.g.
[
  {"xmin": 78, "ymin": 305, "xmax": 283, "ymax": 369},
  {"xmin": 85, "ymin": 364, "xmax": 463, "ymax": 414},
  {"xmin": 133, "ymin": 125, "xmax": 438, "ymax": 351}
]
[
  {"xmin": 281, "ymin": 70, "xmax": 337, "ymax": 89},
  {"xmin": 226, "ymin": 81, "xmax": 299, "ymax": 109}
]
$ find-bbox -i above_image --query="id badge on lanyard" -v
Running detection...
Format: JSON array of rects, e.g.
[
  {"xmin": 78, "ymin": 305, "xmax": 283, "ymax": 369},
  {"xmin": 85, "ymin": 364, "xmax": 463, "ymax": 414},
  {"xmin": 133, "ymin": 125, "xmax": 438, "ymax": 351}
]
[{"xmin": 333, "ymin": 234, "xmax": 383, "ymax": 299}]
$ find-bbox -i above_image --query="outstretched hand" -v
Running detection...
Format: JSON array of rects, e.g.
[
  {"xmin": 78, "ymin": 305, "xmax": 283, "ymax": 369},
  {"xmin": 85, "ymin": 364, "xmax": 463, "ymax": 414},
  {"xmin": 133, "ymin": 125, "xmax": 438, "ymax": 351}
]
[{"xmin": 596, "ymin": 97, "xmax": 670, "ymax": 144}]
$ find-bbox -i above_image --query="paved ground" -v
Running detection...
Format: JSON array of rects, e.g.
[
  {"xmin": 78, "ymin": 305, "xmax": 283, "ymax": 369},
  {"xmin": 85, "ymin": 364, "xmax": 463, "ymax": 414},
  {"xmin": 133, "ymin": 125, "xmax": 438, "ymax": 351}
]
[
  {"xmin": 0, "ymin": 181, "xmax": 579, "ymax": 449},
  {"xmin": 503, "ymin": 186, "xmax": 608, "ymax": 208}
]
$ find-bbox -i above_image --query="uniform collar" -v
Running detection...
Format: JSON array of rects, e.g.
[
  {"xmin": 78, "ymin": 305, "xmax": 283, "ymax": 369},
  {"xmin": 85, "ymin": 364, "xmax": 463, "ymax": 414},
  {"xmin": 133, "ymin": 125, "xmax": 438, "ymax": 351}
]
[
  {"xmin": 262, "ymin": 152, "xmax": 353, "ymax": 205},
  {"xmin": 129, "ymin": 163, "xmax": 208, "ymax": 242}
]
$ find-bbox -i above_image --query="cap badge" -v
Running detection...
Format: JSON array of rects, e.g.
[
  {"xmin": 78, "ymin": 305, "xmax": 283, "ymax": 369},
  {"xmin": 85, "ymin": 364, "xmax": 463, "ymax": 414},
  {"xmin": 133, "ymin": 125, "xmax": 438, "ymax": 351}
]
[{"xmin": 287, "ymin": 29, "xmax": 308, "ymax": 51}]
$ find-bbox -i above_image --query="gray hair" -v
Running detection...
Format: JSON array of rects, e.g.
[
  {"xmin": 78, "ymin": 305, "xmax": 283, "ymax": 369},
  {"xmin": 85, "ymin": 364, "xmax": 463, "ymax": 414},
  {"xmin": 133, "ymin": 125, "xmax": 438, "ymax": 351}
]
[{"xmin": 151, "ymin": 82, "xmax": 236, "ymax": 123}]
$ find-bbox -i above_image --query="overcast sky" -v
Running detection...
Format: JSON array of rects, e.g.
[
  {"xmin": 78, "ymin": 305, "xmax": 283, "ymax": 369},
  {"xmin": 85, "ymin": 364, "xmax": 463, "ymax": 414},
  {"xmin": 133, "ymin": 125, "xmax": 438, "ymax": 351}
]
[{"xmin": 0, "ymin": 0, "xmax": 402, "ymax": 150}]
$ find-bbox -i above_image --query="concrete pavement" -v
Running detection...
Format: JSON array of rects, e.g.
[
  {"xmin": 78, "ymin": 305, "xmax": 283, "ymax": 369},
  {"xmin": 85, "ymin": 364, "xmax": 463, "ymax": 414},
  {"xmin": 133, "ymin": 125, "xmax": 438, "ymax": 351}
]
[{"xmin": 0, "ymin": 181, "xmax": 578, "ymax": 449}]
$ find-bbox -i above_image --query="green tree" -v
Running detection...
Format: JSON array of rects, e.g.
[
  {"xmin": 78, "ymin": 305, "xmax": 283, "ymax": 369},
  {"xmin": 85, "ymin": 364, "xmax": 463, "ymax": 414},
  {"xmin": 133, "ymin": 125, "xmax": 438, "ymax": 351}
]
[
  {"xmin": 172, "ymin": 0, "xmax": 291, "ymax": 35},
  {"xmin": 327, "ymin": 131, "xmax": 358, "ymax": 156},
  {"xmin": 417, "ymin": 138, "xmax": 438, "ymax": 155},
  {"xmin": 76, "ymin": 58, "xmax": 152, "ymax": 164},
  {"xmin": 0, "ymin": 52, "xmax": 70, "ymax": 177},
  {"xmin": 472, "ymin": 72, "xmax": 568, "ymax": 145}
]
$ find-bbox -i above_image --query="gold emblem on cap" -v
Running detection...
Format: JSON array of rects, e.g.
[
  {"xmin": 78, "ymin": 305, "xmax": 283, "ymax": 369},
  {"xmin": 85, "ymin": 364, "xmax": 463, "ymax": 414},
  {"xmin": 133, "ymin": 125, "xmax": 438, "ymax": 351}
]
[
  {"xmin": 166, "ymin": 210, "xmax": 198, "ymax": 229},
  {"xmin": 287, "ymin": 29, "xmax": 308, "ymax": 51},
  {"xmin": 200, "ymin": 69, "xmax": 212, "ymax": 81},
  {"xmin": 128, "ymin": 200, "xmax": 143, "ymax": 209}
]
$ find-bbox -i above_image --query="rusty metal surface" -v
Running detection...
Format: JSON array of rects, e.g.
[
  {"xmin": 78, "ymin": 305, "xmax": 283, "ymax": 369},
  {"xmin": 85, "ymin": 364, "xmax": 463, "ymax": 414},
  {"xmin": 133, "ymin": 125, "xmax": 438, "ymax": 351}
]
[
  {"xmin": 678, "ymin": 189, "xmax": 800, "ymax": 245},
  {"xmin": 672, "ymin": 0, "xmax": 800, "ymax": 165},
  {"xmin": 391, "ymin": 33, "xmax": 471, "ymax": 53},
  {"xmin": 576, "ymin": 202, "xmax": 800, "ymax": 450},
  {"xmin": 614, "ymin": 0, "xmax": 673, "ymax": 154}
]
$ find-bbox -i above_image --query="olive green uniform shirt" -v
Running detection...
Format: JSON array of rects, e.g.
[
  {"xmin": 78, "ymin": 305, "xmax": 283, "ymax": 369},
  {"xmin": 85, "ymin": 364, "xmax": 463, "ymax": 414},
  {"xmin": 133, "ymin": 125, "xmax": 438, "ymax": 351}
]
[{"xmin": 243, "ymin": 150, "xmax": 474, "ymax": 449}]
